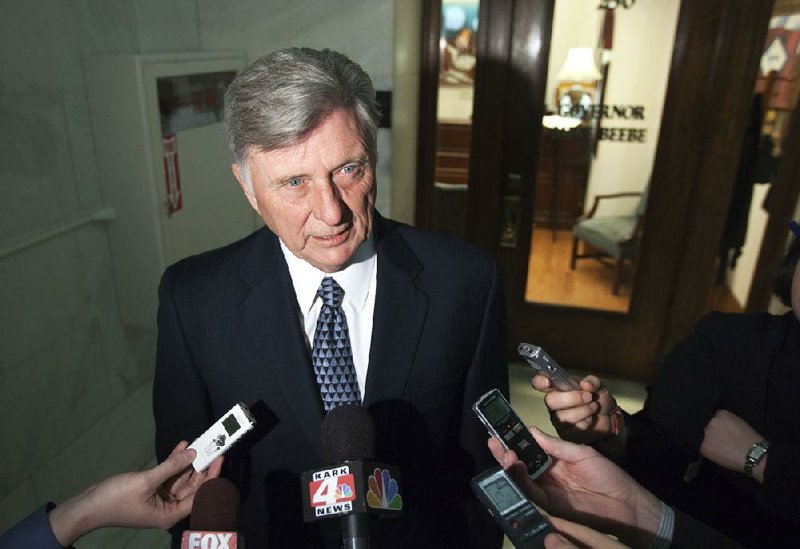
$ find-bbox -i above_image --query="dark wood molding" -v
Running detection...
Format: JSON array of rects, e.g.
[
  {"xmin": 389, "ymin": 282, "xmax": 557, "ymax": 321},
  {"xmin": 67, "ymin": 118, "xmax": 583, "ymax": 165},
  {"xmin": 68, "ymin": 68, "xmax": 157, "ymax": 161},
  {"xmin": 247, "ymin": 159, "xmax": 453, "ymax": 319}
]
[
  {"xmin": 464, "ymin": 0, "xmax": 518, "ymax": 251},
  {"xmin": 654, "ymin": 0, "xmax": 775, "ymax": 361},
  {"xmin": 414, "ymin": 0, "xmax": 442, "ymax": 230}
]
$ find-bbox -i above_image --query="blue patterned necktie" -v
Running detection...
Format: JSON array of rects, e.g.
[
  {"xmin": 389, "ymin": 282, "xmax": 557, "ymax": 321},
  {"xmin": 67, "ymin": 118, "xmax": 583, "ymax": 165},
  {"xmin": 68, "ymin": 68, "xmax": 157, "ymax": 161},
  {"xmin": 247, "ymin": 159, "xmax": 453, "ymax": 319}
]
[{"xmin": 312, "ymin": 277, "xmax": 362, "ymax": 410}]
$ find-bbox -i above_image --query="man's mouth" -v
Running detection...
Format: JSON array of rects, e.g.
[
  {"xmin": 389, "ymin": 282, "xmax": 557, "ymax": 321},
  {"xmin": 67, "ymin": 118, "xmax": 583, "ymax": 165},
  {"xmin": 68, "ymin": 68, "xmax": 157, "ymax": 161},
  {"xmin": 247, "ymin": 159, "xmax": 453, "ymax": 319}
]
[{"xmin": 311, "ymin": 228, "xmax": 349, "ymax": 246}]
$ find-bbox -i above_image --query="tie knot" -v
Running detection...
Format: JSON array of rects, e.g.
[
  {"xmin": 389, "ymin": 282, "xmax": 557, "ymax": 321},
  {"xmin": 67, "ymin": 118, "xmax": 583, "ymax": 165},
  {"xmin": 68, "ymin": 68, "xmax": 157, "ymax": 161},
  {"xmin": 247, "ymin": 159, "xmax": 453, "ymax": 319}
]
[{"xmin": 317, "ymin": 277, "xmax": 344, "ymax": 307}]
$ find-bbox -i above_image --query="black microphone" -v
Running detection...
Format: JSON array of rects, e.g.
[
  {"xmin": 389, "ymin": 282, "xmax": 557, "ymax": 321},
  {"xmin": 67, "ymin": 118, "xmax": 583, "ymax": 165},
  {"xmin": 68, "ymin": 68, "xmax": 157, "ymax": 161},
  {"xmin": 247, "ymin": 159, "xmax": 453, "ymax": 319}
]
[
  {"xmin": 182, "ymin": 477, "xmax": 243, "ymax": 549},
  {"xmin": 301, "ymin": 405, "xmax": 403, "ymax": 549},
  {"xmin": 323, "ymin": 405, "xmax": 374, "ymax": 549}
]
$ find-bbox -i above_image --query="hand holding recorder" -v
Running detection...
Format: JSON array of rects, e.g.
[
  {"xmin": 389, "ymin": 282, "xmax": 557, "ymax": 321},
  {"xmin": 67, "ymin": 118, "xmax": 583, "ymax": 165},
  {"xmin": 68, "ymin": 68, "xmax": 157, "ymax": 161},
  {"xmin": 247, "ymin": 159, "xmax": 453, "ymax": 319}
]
[
  {"xmin": 473, "ymin": 388, "xmax": 552, "ymax": 479},
  {"xmin": 488, "ymin": 427, "xmax": 665, "ymax": 549},
  {"xmin": 46, "ymin": 441, "xmax": 223, "ymax": 547},
  {"xmin": 522, "ymin": 344, "xmax": 620, "ymax": 447}
]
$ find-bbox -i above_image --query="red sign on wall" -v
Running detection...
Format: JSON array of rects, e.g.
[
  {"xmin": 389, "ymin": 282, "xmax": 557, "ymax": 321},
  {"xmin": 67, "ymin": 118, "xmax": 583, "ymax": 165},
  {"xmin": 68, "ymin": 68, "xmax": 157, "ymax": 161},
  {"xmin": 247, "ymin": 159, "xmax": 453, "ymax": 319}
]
[{"xmin": 163, "ymin": 133, "xmax": 182, "ymax": 214}]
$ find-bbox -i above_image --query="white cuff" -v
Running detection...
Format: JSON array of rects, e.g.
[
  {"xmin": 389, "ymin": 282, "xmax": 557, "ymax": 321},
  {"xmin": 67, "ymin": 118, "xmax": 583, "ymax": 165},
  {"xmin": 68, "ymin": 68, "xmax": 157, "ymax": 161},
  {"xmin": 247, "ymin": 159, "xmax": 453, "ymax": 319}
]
[{"xmin": 648, "ymin": 501, "xmax": 674, "ymax": 549}]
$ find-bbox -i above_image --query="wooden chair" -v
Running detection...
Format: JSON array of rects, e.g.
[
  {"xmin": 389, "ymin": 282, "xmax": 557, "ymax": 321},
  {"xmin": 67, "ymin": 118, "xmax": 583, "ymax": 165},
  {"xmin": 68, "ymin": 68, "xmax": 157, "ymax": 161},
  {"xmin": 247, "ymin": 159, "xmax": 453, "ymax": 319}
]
[{"xmin": 570, "ymin": 191, "xmax": 647, "ymax": 294}]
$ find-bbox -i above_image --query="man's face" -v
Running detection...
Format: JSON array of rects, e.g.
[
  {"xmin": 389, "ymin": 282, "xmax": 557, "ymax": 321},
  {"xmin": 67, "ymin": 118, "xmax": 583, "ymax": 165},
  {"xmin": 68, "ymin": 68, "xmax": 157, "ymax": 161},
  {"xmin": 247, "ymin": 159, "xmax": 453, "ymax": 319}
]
[{"xmin": 234, "ymin": 109, "xmax": 376, "ymax": 273}]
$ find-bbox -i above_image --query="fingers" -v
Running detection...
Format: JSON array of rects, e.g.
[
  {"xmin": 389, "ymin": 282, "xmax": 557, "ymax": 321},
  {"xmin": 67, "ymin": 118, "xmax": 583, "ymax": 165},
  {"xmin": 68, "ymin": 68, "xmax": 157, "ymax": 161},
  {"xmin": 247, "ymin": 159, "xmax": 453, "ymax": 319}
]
[
  {"xmin": 579, "ymin": 375, "xmax": 603, "ymax": 393},
  {"xmin": 168, "ymin": 440, "xmax": 190, "ymax": 456},
  {"xmin": 540, "ymin": 375, "xmax": 617, "ymax": 443},
  {"xmin": 170, "ymin": 456, "xmax": 225, "ymax": 502},
  {"xmin": 532, "ymin": 374, "xmax": 553, "ymax": 392},
  {"xmin": 547, "ymin": 516, "xmax": 627, "ymax": 549},
  {"xmin": 204, "ymin": 455, "xmax": 224, "ymax": 480},
  {"xmin": 149, "ymin": 446, "xmax": 196, "ymax": 486},
  {"xmin": 529, "ymin": 426, "xmax": 597, "ymax": 463},
  {"xmin": 487, "ymin": 437, "xmax": 519, "ymax": 469},
  {"xmin": 545, "ymin": 532, "xmax": 579, "ymax": 549},
  {"xmin": 545, "ymin": 390, "xmax": 598, "ymax": 430}
]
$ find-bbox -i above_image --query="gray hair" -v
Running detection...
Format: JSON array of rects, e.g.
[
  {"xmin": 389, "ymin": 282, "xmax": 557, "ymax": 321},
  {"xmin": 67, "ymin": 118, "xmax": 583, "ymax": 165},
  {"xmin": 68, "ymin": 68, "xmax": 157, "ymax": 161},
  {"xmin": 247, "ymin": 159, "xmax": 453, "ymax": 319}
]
[{"xmin": 224, "ymin": 47, "xmax": 380, "ymax": 187}]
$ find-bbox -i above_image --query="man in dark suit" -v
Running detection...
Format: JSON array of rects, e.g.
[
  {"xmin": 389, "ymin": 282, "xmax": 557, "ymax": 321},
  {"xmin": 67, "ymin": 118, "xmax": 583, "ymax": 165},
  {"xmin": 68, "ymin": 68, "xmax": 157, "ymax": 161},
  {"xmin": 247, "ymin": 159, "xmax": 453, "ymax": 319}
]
[{"xmin": 153, "ymin": 47, "xmax": 507, "ymax": 548}]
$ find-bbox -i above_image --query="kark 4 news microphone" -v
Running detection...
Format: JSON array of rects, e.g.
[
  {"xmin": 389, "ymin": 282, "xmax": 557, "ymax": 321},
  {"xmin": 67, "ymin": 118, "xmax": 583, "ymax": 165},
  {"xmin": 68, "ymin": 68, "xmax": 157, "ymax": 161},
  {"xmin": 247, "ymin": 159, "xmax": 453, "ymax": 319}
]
[
  {"xmin": 181, "ymin": 477, "xmax": 243, "ymax": 549},
  {"xmin": 301, "ymin": 405, "xmax": 403, "ymax": 549}
]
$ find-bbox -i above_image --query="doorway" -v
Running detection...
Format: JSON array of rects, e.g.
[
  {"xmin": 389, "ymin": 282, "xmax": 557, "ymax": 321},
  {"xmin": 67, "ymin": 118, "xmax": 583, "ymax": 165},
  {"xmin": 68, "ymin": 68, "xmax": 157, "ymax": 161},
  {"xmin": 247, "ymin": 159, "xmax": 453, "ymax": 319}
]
[{"xmin": 415, "ymin": 0, "xmax": 776, "ymax": 380}]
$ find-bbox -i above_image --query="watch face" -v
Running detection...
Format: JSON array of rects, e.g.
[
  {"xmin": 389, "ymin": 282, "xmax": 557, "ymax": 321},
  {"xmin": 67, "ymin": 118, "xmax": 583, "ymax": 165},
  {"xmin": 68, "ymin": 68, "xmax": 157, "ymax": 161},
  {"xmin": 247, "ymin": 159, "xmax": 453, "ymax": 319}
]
[
  {"xmin": 750, "ymin": 445, "xmax": 767, "ymax": 460},
  {"xmin": 745, "ymin": 442, "xmax": 769, "ymax": 475}
]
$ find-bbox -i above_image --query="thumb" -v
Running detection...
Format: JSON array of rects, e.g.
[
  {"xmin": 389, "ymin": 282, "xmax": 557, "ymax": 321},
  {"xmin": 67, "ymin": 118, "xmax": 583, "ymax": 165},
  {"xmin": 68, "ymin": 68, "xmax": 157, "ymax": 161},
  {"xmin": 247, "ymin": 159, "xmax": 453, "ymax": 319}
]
[
  {"xmin": 148, "ymin": 448, "xmax": 196, "ymax": 484},
  {"xmin": 529, "ymin": 426, "xmax": 587, "ymax": 462},
  {"xmin": 544, "ymin": 532, "xmax": 579, "ymax": 549},
  {"xmin": 529, "ymin": 426, "xmax": 559, "ymax": 453}
]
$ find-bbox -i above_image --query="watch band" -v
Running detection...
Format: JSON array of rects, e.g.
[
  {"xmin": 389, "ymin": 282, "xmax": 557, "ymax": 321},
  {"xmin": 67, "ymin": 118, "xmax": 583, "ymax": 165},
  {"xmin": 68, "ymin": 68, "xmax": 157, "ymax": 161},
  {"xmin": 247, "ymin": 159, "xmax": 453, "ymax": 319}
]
[{"xmin": 743, "ymin": 440, "xmax": 769, "ymax": 475}]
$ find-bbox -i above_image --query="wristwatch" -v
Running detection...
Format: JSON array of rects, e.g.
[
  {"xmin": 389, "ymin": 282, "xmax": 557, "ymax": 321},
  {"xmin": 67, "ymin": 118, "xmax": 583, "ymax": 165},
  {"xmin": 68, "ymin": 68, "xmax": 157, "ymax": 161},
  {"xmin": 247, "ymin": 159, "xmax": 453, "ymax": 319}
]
[{"xmin": 743, "ymin": 440, "xmax": 769, "ymax": 476}]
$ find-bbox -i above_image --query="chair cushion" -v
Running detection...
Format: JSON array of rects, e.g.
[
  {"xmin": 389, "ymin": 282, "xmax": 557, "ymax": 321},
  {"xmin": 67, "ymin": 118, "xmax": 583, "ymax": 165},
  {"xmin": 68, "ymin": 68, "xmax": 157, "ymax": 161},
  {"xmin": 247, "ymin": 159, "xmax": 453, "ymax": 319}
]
[{"xmin": 573, "ymin": 216, "xmax": 637, "ymax": 259}]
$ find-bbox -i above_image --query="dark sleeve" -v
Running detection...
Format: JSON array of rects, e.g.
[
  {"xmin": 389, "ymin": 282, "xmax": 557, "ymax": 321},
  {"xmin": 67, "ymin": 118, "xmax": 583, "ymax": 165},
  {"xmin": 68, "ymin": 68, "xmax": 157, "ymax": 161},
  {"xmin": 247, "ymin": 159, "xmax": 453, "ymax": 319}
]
[
  {"xmin": 460, "ymin": 260, "xmax": 508, "ymax": 548},
  {"xmin": 761, "ymin": 439, "xmax": 800, "ymax": 525},
  {"xmin": 0, "ymin": 503, "xmax": 63, "ymax": 549},
  {"xmin": 460, "ymin": 259, "xmax": 509, "ymax": 469},
  {"xmin": 671, "ymin": 507, "xmax": 743, "ymax": 548},
  {"xmin": 621, "ymin": 409, "xmax": 698, "ymax": 503},
  {"xmin": 643, "ymin": 313, "xmax": 733, "ymax": 453}
]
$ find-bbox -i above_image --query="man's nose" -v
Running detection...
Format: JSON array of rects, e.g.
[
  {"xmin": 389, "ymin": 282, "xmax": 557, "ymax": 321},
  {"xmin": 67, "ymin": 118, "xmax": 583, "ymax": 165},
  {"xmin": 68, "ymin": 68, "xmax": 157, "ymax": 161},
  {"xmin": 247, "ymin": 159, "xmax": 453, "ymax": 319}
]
[{"xmin": 311, "ymin": 179, "xmax": 344, "ymax": 225}]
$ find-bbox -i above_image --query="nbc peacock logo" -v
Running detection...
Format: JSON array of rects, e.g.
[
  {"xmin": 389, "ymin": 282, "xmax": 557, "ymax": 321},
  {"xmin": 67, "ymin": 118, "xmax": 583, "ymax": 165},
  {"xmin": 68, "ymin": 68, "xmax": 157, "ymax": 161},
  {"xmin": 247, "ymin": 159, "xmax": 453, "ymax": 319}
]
[
  {"xmin": 334, "ymin": 482, "xmax": 354, "ymax": 500},
  {"xmin": 366, "ymin": 467, "xmax": 403, "ymax": 510}
]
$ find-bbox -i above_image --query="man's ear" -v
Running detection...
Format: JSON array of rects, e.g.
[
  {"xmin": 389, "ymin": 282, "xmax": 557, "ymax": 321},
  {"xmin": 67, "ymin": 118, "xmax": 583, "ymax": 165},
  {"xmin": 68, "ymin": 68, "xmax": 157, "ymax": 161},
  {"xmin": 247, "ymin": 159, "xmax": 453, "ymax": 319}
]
[{"xmin": 232, "ymin": 162, "xmax": 258, "ymax": 211}]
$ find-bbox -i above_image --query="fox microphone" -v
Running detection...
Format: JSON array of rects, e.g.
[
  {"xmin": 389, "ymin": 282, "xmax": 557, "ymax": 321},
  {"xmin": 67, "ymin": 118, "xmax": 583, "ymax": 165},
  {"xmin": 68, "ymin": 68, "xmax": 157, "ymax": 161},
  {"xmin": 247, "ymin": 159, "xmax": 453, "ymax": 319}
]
[
  {"xmin": 301, "ymin": 405, "xmax": 403, "ymax": 549},
  {"xmin": 181, "ymin": 477, "xmax": 242, "ymax": 549}
]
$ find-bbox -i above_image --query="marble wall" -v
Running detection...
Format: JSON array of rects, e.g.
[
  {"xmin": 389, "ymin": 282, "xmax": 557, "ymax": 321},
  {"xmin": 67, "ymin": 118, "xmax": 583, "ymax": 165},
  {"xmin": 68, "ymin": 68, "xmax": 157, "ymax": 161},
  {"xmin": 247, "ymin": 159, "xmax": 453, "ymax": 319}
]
[{"xmin": 0, "ymin": 1, "xmax": 393, "ymax": 546}]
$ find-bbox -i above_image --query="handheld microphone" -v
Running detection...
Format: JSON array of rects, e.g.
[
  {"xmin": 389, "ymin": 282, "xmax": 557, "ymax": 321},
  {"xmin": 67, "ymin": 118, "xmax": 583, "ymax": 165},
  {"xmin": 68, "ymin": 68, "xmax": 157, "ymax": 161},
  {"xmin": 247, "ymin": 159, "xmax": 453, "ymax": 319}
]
[
  {"xmin": 301, "ymin": 405, "xmax": 403, "ymax": 549},
  {"xmin": 181, "ymin": 477, "xmax": 243, "ymax": 549}
]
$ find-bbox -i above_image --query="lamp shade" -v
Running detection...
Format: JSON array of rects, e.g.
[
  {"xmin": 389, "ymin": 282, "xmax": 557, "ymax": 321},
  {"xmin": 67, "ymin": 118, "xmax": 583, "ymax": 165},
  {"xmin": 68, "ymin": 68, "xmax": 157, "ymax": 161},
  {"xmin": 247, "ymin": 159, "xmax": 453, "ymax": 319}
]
[{"xmin": 557, "ymin": 47, "xmax": 602, "ymax": 82}]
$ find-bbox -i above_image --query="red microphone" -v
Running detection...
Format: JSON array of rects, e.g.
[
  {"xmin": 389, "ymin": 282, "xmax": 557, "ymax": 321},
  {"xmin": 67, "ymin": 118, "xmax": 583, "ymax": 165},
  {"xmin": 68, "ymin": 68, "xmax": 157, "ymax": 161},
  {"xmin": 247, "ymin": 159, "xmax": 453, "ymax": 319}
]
[{"xmin": 181, "ymin": 477, "xmax": 243, "ymax": 549}]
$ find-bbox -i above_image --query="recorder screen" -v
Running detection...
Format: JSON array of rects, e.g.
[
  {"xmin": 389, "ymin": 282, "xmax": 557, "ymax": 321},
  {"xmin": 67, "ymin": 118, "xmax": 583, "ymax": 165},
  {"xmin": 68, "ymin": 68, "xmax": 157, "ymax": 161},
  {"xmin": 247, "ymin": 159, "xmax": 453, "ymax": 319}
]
[
  {"xmin": 222, "ymin": 414, "xmax": 241, "ymax": 436},
  {"xmin": 484, "ymin": 476, "xmax": 522, "ymax": 514},
  {"xmin": 482, "ymin": 396, "xmax": 511, "ymax": 425}
]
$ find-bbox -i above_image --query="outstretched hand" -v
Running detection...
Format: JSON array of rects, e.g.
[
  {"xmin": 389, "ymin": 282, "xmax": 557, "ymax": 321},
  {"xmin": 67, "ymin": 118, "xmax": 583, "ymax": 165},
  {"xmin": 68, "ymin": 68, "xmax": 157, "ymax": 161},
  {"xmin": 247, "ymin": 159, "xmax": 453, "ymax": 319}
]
[
  {"xmin": 489, "ymin": 427, "xmax": 661, "ymax": 548},
  {"xmin": 49, "ymin": 441, "xmax": 223, "ymax": 546},
  {"xmin": 533, "ymin": 374, "xmax": 618, "ymax": 445}
]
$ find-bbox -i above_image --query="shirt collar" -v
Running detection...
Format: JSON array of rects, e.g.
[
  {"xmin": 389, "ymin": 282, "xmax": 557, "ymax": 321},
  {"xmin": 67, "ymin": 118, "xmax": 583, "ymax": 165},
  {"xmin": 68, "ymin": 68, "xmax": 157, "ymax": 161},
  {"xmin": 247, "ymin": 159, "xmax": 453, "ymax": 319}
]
[{"xmin": 281, "ymin": 234, "xmax": 376, "ymax": 314}]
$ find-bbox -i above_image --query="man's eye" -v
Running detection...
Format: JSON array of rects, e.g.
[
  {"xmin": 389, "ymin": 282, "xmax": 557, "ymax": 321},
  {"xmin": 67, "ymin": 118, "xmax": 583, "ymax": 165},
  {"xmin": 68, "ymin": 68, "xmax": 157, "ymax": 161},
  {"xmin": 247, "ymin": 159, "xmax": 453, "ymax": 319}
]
[
  {"xmin": 286, "ymin": 178, "xmax": 302, "ymax": 187},
  {"xmin": 338, "ymin": 163, "xmax": 364, "ymax": 179}
]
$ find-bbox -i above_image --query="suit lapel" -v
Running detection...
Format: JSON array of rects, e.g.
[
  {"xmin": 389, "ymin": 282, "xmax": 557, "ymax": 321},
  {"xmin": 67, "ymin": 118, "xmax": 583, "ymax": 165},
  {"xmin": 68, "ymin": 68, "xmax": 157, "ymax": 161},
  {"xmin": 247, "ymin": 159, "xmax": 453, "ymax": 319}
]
[
  {"xmin": 364, "ymin": 217, "xmax": 429, "ymax": 406},
  {"xmin": 237, "ymin": 229, "xmax": 325, "ymax": 459}
]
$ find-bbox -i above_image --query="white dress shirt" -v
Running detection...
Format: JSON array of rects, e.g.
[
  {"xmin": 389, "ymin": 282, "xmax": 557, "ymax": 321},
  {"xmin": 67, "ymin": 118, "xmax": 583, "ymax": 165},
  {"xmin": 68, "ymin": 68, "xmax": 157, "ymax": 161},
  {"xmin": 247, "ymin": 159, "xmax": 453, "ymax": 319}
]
[{"xmin": 280, "ymin": 235, "xmax": 377, "ymax": 400}]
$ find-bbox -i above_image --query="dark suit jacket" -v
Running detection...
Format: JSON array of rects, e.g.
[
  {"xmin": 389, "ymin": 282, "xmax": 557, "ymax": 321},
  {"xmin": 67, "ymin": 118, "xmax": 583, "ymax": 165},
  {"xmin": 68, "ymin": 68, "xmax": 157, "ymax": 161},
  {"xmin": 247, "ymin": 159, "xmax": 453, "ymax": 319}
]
[{"xmin": 153, "ymin": 214, "xmax": 508, "ymax": 548}]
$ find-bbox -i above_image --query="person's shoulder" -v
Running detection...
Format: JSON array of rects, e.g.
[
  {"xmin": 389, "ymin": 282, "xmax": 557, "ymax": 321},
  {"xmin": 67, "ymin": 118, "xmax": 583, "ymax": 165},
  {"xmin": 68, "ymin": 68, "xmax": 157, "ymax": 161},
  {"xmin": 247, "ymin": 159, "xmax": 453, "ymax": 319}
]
[
  {"xmin": 694, "ymin": 310, "xmax": 789, "ymax": 344},
  {"xmin": 164, "ymin": 227, "xmax": 271, "ymax": 282},
  {"xmin": 378, "ymin": 216, "xmax": 495, "ymax": 267},
  {"xmin": 697, "ymin": 310, "xmax": 785, "ymax": 330}
]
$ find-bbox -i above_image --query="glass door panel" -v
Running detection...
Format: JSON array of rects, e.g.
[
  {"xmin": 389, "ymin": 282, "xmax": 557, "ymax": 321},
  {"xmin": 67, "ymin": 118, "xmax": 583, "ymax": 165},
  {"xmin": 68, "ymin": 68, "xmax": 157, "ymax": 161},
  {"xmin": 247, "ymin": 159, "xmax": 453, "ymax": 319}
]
[{"xmin": 524, "ymin": 0, "xmax": 680, "ymax": 312}]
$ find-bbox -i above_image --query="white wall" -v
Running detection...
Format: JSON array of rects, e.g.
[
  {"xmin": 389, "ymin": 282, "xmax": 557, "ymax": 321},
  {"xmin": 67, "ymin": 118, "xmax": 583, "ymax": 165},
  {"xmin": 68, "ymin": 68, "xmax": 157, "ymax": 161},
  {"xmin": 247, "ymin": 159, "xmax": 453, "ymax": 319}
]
[
  {"xmin": 0, "ymin": 1, "xmax": 202, "ymax": 544},
  {"xmin": 0, "ymin": 1, "xmax": 393, "ymax": 546}
]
